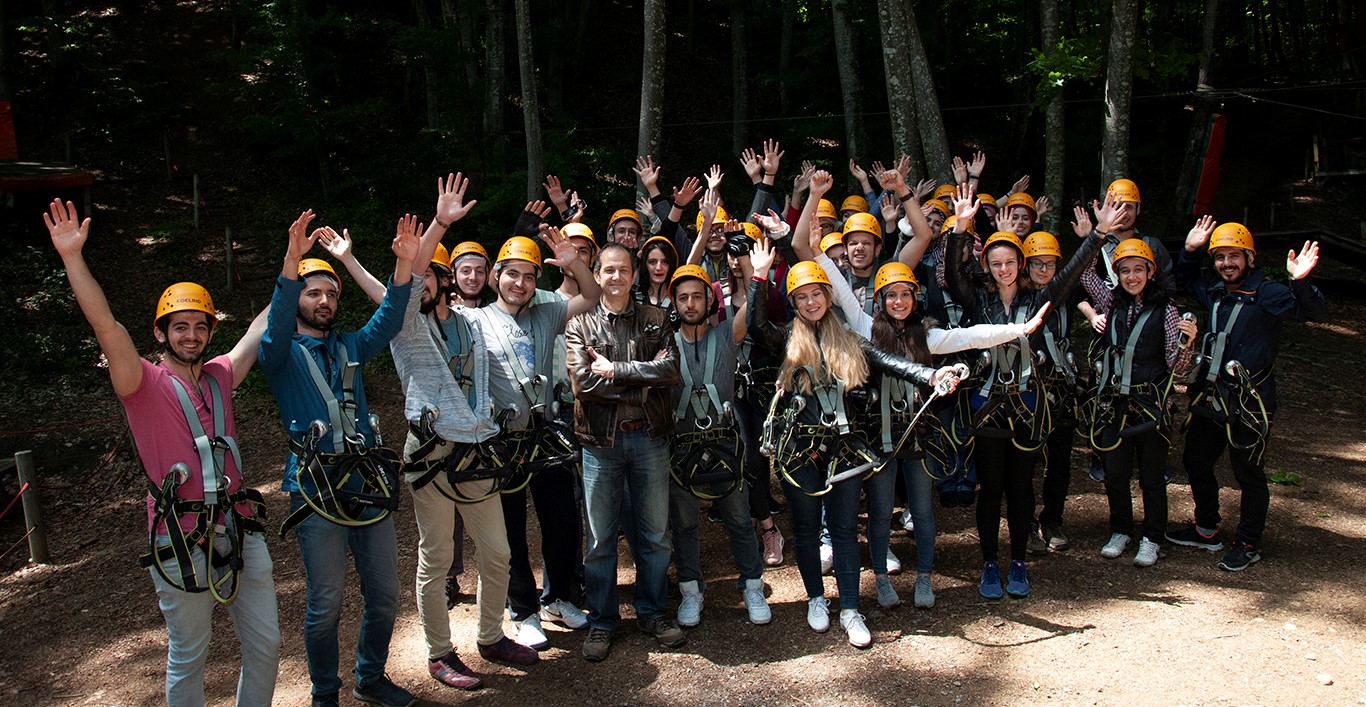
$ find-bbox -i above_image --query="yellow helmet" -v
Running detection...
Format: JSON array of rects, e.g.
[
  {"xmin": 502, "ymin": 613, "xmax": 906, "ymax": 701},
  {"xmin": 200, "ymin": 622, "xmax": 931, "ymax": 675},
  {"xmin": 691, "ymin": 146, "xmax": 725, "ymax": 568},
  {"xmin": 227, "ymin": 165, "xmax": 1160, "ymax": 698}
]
[
  {"xmin": 977, "ymin": 193, "xmax": 996, "ymax": 207},
  {"xmin": 496, "ymin": 236, "xmax": 543, "ymax": 269},
  {"xmin": 669, "ymin": 263, "xmax": 712, "ymax": 297},
  {"xmin": 562, "ymin": 222, "xmax": 598, "ymax": 256},
  {"xmin": 1004, "ymin": 192, "xmax": 1037, "ymax": 215},
  {"xmin": 155, "ymin": 282, "xmax": 216, "ymax": 328},
  {"xmin": 979, "ymin": 231, "xmax": 1025, "ymax": 269},
  {"xmin": 840, "ymin": 195, "xmax": 869, "ymax": 214},
  {"xmin": 640, "ymin": 235, "xmax": 678, "ymax": 263},
  {"xmin": 609, "ymin": 208, "xmax": 642, "ymax": 228},
  {"xmin": 1209, "ymin": 222, "xmax": 1255, "ymax": 254},
  {"xmin": 941, "ymin": 215, "xmax": 977, "ymax": 235},
  {"xmin": 298, "ymin": 258, "xmax": 341, "ymax": 293},
  {"xmin": 695, "ymin": 205, "xmax": 729, "ymax": 232},
  {"xmin": 927, "ymin": 199, "xmax": 950, "ymax": 217},
  {"xmin": 1022, "ymin": 232, "xmax": 1061, "ymax": 260},
  {"xmin": 819, "ymin": 232, "xmax": 846, "ymax": 254},
  {"xmin": 741, "ymin": 222, "xmax": 762, "ymax": 241},
  {"xmin": 785, "ymin": 260, "xmax": 832, "ymax": 294},
  {"xmin": 841, "ymin": 212, "xmax": 882, "ymax": 243},
  {"xmin": 932, "ymin": 184, "xmax": 956, "ymax": 201},
  {"xmin": 1106, "ymin": 178, "xmax": 1142, "ymax": 205},
  {"xmin": 873, "ymin": 262, "xmax": 919, "ymax": 297},
  {"xmin": 1113, "ymin": 238, "xmax": 1155, "ymax": 266},
  {"xmin": 450, "ymin": 240, "xmax": 490, "ymax": 265},
  {"xmin": 816, "ymin": 199, "xmax": 837, "ymax": 221},
  {"xmin": 430, "ymin": 243, "xmax": 452, "ymax": 272}
]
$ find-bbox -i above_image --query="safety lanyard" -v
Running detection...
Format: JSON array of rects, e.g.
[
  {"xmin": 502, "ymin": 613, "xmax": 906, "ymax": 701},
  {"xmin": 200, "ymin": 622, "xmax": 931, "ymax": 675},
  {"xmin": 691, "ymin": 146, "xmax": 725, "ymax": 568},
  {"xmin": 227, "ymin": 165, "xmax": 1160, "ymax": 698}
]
[
  {"xmin": 1204, "ymin": 299, "xmax": 1246, "ymax": 383},
  {"xmin": 488, "ymin": 311, "xmax": 548, "ymax": 414},
  {"xmin": 879, "ymin": 374, "xmax": 916, "ymax": 452},
  {"xmin": 431, "ymin": 314, "xmax": 478, "ymax": 408},
  {"xmin": 1103, "ymin": 305, "xmax": 1156, "ymax": 395},
  {"xmin": 674, "ymin": 329, "xmax": 722, "ymax": 422},
  {"xmin": 1042, "ymin": 304, "xmax": 1075, "ymax": 379},
  {"xmin": 1102, "ymin": 238, "xmax": 1121, "ymax": 287},
  {"xmin": 168, "ymin": 373, "xmax": 241, "ymax": 508},
  {"xmin": 298, "ymin": 341, "xmax": 359, "ymax": 451},
  {"xmin": 806, "ymin": 364, "xmax": 850, "ymax": 432},
  {"xmin": 980, "ymin": 306, "xmax": 1032, "ymax": 395}
]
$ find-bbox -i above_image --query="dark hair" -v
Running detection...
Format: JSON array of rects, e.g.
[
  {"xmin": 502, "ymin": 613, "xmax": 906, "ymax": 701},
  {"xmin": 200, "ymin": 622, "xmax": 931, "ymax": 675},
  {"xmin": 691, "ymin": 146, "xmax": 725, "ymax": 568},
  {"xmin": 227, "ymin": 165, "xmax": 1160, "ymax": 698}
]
[
  {"xmin": 1110, "ymin": 261, "xmax": 1170, "ymax": 311},
  {"xmin": 636, "ymin": 239, "xmax": 677, "ymax": 303},
  {"xmin": 870, "ymin": 302, "xmax": 932, "ymax": 366},
  {"xmin": 593, "ymin": 242, "xmax": 638, "ymax": 274},
  {"xmin": 983, "ymin": 242, "xmax": 1034, "ymax": 294}
]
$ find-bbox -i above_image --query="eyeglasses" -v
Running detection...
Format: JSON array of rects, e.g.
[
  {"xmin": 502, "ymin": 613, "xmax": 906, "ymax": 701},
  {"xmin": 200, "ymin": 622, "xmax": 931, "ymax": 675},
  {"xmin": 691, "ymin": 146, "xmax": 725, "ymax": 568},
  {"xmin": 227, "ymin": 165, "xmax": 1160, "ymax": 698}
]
[{"xmin": 1028, "ymin": 261, "xmax": 1058, "ymax": 272}]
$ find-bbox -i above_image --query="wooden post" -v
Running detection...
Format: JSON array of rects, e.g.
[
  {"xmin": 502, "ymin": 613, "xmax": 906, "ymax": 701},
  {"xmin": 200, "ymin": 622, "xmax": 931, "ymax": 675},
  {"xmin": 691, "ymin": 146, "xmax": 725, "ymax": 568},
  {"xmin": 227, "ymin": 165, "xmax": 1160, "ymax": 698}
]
[
  {"xmin": 192, "ymin": 174, "xmax": 200, "ymax": 230},
  {"xmin": 14, "ymin": 451, "xmax": 48, "ymax": 564},
  {"xmin": 224, "ymin": 227, "xmax": 234, "ymax": 293}
]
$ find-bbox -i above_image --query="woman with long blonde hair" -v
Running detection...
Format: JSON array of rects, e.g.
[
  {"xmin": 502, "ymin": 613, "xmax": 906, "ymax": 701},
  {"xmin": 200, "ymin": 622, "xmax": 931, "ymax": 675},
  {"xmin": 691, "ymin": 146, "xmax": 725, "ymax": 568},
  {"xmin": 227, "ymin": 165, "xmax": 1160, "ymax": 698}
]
[{"xmin": 747, "ymin": 237, "xmax": 960, "ymax": 649}]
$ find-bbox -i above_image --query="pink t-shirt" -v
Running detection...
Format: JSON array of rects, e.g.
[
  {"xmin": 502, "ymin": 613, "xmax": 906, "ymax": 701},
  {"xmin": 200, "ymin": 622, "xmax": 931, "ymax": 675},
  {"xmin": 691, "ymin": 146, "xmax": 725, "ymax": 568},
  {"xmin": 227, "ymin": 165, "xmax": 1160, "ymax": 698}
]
[{"xmin": 119, "ymin": 355, "xmax": 252, "ymax": 534}]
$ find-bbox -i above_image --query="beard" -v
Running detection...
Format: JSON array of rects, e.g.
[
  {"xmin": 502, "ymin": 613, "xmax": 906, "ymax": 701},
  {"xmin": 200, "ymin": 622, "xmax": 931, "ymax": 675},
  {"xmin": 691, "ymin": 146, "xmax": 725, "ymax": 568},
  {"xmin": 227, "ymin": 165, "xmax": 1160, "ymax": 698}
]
[
  {"xmin": 162, "ymin": 343, "xmax": 206, "ymax": 367},
  {"xmin": 298, "ymin": 308, "xmax": 335, "ymax": 332}
]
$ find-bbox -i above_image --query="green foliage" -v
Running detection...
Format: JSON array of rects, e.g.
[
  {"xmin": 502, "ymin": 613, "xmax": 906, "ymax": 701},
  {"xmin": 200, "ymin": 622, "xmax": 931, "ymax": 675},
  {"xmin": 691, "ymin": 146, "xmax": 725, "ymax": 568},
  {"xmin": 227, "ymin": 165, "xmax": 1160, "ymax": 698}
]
[
  {"xmin": 1269, "ymin": 469, "xmax": 1302, "ymax": 486},
  {"xmin": 1028, "ymin": 36, "xmax": 1105, "ymax": 102},
  {"xmin": 0, "ymin": 246, "xmax": 101, "ymax": 380}
]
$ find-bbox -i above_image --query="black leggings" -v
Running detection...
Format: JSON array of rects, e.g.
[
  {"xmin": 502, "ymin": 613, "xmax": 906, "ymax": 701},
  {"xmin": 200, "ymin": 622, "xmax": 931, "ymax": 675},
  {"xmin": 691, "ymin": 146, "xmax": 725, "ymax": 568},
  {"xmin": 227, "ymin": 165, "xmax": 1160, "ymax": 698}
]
[
  {"xmin": 733, "ymin": 393, "xmax": 773, "ymax": 523},
  {"xmin": 974, "ymin": 436, "xmax": 1038, "ymax": 562}
]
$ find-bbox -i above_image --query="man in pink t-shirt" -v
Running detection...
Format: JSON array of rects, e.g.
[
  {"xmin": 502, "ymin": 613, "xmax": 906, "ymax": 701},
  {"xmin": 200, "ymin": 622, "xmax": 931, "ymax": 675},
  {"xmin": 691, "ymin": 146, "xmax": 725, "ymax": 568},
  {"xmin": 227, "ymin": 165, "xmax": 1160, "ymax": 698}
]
[{"xmin": 45, "ymin": 199, "xmax": 279, "ymax": 707}]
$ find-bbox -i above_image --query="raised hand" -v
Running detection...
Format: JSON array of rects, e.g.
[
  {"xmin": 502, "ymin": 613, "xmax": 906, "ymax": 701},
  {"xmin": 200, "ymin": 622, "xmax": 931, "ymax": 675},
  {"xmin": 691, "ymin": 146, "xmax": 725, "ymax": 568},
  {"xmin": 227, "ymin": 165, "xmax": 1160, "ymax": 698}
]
[
  {"xmin": 968, "ymin": 150, "xmax": 986, "ymax": 178},
  {"xmin": 761, "ymin": 139, "xmax": 784, "ymax": 176},
  {"xmin": 286, "ymin": 209, "xmax": 319, "ymax": 262},
  {"xmin": 635, "ymin": 195, "xmax": 653, "ymax": 217},
  {"xmin": 895, "ymin": 155, "xmax": 913, "ymax": 179},
  {"xmin": 750, "ymin": 234, "xmax": 777, "ymax": 275},
  {"xmin": 524, "ymin": 200, "xmax": 553, "ymax": 220},
  {"xmin": 1021, "ymin": 301, "xmax": 1052, "ymax": 335},
  {"xmin": 564, "ymin": 190, "xmax": 587, "ymax": 223},
  {"xmin": 951, "ymin": 156, "xmax": 968, "ymax": 185},
  {"xmin": 793, "ymin": 161, "xmax": 815, "ymax": 193},
  {"xmin": 436, "ymin": 172, "xmax": 477, "ymax": 225},
  {"xmin": 699, "ymin": 188, "xmax": 721, "ymax": 229},
  {"xmin": 317, "ymin": 226, "xmax": 353, "ymax": 260},
  {"xmin": 673, "ymin": 175, "xmax": 702, "ymax": 207},
  {"xmin": 1094, "ymin": 194, "xmax": 1125, "ymax": 234},
  {"xmin": 542, "ymin": 174, "xmax": 568, "ymax": 208},
  {"xmin": 1072, "ymin": 204, "xmax": 1094, "ymax": 238},
  {"xmin": 752, "ymin": 208, "xmax": 786, "ymax": 234},
  {"xmin": 809, "ymin": 169, "xmax": 833, "ymax": 198},
  {"xmin": 951, "ymin": 183, "xmax": 979, "ymax": 230},
  {"xmin": 995, "ymin": 209, "xmax": 1013, "ymax": 234},
  {"xmin": 705, "ymin": 164, "xmax": 724, "ymax": 191},
  {"xmin": 740, "ymin": 147, "xmax": 762, "ymax": 183},
  {"xmin": 43, "ymin": 198, "xmax": 91, "ymax": 258},
  {"xmin": 849, "ymin": 159, "xmax": 868, "ymax": 182},
  {"xmin": 913, "ymin": 178, "xmax": 936, "ymax": 201},
  {"xmin": 586, "ymin": 346, "xmax": 615, "ymax": 379},
  {"xmin": 1010, "ymin": 174, "xmax": 1031, "ymax": 195},
  {"xmin": 392, "ymin": 213, "xmax": 421, "ymax": 262},
  {"xmin": 541, "ymin": 225, "xmax": 578, "ymax": 268},
  {"xmin": 879, "ymin": 167, "xmax": 907, "ymax": 194},
  {"xmin": 1286, "ymin": 240, "xmax": 1320, "ymax": 280},
  {"xmin": 634, "ymin": 155, "xmax": 661, "ymax": 191},
  {"xmin": 870, "ymin": 160, "xmax": 888, "ymax": 178},
  {"xmin": 1035, "ymin": 195, "xmax": 1051, "ymax": 221},
  {"xmin": 879, "ymin": 193, "xmax": 899, "ymax": 224},
  {"xmin": 1184, "ymin": 214, "xmax": 1216, "ymax": 251}
]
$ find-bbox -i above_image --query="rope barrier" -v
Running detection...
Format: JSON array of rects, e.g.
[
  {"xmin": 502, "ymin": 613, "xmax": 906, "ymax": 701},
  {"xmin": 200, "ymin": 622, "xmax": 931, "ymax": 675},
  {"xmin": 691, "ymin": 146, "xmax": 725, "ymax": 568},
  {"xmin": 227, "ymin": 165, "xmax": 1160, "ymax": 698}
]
[
  {"xmin": 0, "ymin": 527, "xmax": 36, "ymax": 564},
  {"xmin": 0, "ymin": 482, "xmax": 28, "ymax": 523}
]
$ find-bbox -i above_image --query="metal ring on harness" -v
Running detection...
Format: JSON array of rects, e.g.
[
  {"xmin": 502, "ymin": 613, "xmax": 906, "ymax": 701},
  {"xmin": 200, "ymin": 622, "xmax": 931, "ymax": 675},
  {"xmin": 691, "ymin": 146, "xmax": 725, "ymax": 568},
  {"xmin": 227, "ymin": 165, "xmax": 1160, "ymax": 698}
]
[
  {"xmin": 671, "ymin": 427, "xmax": 745, "ymax": 500},
  {"xmin": 280, "ymin": 422, "xmax": 400, "ymax": 536}
]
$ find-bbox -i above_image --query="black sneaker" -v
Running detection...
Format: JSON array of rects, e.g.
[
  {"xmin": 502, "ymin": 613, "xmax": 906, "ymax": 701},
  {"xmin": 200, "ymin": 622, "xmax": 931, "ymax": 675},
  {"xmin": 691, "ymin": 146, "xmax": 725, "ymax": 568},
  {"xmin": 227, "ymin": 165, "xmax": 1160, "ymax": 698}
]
[
  {"xmin": 956, "ymin": 489, "xmax": 976, "ymax": 507},
  {"xmin": 311, "ymin": 694, "xmax": 340, "ymax": 707},
  {"xmin": 1026, "ymin": 523, "xmax": 1049, "ymax": 556},
  {"xmin": 768, "ymin": 494, "xmax": 786, "ymax": 516},
  {"xmin": 1041, "ymin": 523, "xmax": 1071, "ymax": 552},
  {"xmin": 1217, "ymin": 541, "xmax": 1261, "ymax": 571},
  {"xmin": 353, "ymin": 674, "xmax": 416, "ymax": 707},
  {"xmin": 637, "ymin": 615, "xmax": 687, "ymax": 648},
  {"xmin": 445, "ymin": 576, "xmax": 461, "ymax": 610},
  {"xmin": 1166, "ymin": 523, "xmax": 1224, "ymax": 552},
  {"xmin": 582, "ymin": 626, "xmax": 613, "ymax": 662}
]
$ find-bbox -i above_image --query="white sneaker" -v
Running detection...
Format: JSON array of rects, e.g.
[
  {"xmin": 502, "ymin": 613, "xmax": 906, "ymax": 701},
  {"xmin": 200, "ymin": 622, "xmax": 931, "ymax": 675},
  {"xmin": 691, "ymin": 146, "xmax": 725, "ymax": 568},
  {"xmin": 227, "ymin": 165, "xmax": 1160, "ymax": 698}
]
[
  {"xmin": 742, "ymin": 578, "xmax": 772, "ymax": 625},
  {"xmin": 900, "ymin": 509, "xmax": 914, "ymax": 533},
  {"xmin": 806, "ymin": 596, "xmax": 830, "ymax": 633},
  {"xmin": 1133, "ymin": 537, "xmax": 1162, "ymax": 567},
  {"xmin": 885, "ymin": 547, "xmax": 902, "ymax": 575},
  {"xmin": 839, "ymin": 609, "xmax": 872, "ymax": 648},
  {"xmin": 516, "ymin": 614, "xmax": 550, "ymax": 650},
  {"xmin": 676, "ymin": 580, "xmax": 703, "ymax": 627},
  {"xmin": 1100, "ymin": 533, "xmax": 1131, "ymax": 559},
  {"xmin": 541, "ymin": 598, "xmax": 589, "ymax": 630},
  {"xmin": 819, "ymin": 542, "xmax": 834, "ymax": 575}
]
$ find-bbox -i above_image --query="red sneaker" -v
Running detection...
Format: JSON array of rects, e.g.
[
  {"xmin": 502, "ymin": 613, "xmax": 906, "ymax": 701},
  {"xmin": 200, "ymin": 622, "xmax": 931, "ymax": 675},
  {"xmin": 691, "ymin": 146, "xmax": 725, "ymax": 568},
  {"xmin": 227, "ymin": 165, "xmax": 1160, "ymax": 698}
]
[{"xmin": 427, "ymin": 652, "xmax": 483, "ymax": 690}]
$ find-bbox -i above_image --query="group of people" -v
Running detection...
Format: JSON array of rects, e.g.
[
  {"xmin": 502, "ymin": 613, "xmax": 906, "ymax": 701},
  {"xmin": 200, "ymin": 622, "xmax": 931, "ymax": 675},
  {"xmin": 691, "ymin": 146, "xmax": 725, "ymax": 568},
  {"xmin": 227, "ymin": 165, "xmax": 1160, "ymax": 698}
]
[{"xmin": 46, "ymin": 138, "xmax": 1327, "ymax": 707}]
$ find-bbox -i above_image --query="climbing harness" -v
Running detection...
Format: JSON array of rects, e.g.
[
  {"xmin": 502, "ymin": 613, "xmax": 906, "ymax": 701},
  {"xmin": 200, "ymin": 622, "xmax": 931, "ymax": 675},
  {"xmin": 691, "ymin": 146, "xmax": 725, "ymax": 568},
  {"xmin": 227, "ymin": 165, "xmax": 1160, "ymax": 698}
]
[{"xmin": 671, "ymin": 330, "xmax": 745, "ymax": 499}]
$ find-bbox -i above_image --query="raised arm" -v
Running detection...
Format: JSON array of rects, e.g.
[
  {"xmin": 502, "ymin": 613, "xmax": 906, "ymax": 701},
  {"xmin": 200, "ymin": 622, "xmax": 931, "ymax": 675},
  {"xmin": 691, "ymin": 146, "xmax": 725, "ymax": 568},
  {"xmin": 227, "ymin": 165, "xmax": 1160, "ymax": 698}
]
[
  {"xmin": 881, "ymin": 169, "xmax": 934, "ymax": 267},
  {"xmin": 745, "ymin": 258, "xmax": 787, "ymax": 353},
  {"xmin": 320, "ymin": 226, "xmax": 386, "ymax": 305},
  {"xmin": 793, "ymin": 169, "xmax": 833, "ymax": 261},
  {"xmin": 45, "ymin": 199, "xmax": 143, "ymax": 397},
  {"xmin": 543, "ymin": 226, "xmax": 601, "ymax": 317},
  {"xmin": 225, "ymin": 307, "xmax": 271, "ymax": 388}
]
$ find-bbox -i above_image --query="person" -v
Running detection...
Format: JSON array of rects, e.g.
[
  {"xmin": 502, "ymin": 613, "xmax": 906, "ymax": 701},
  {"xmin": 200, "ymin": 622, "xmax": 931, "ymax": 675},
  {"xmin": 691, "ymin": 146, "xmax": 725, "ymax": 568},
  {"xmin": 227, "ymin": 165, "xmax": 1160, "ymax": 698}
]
[
  {"xmin": 943, "ymin": 186, "xmax": 1114, "ymax": 600},
  {"xmin": 45, "ymin": 199, "xmax": 279, "ymax": 706},
  {"xmin": 1167, "ymin": 219, "xmax": 1326, "ymax": 571},
  {"xmin": 449, "ymin": 240, "xmax": 492, "ymax": 308},
  {"xmin": 1079, "ymin": 239, "xmax": 1197, "ymax": 567},
  {"xmin": 566, "ymin": 243, "xmax": 683, "ymax": 661},
  {"xmin": 1073, "ymin": 179, "xmax": 1176, "ymax": 292},
  {"xmin": 258, "ymin": 209, "xmax": 415, "ymax": 707},
  {"xmin": 459, "ymin": 229, "xmax": 601, "ymax": 651},
  {"xmin": 666, "ymin": 263, "xmax": 772, "ymax": 628},
  {"xmin": 636, "ymin": 235, "xmax": 678, "ymax": 309},
  {"xmin": 747, "ymin": 251, "xmax": 961, "ymax": 648}
]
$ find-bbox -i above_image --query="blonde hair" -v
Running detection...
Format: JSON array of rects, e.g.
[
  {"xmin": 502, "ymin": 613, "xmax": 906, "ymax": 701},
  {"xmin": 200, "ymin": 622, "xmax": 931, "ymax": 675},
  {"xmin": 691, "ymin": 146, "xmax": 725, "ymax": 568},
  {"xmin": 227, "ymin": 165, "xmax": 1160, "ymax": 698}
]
[{"xmin": 778, "ymin": 288, "xmax": 869, "ymax": 394}]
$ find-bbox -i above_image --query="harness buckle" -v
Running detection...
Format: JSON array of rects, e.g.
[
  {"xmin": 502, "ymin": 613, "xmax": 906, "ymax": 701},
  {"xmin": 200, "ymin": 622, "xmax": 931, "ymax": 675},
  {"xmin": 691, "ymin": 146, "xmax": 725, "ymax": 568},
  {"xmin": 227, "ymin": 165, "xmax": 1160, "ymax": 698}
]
[
  {"xmin": 696, "ymin": 415, "xmax": 714, "ymax": 430},
  {"xmin": 170, "ymin": 462, "xmax": 191, "ymax": 484}
]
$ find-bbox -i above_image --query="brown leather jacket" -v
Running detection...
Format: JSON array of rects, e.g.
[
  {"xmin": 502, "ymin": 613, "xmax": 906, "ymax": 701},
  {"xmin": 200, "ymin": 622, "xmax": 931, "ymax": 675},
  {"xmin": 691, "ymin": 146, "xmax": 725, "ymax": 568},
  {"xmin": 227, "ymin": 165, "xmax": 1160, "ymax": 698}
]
[{"xmin": 565, "ymin": 300, "xmax": 679, "ymax": 448}]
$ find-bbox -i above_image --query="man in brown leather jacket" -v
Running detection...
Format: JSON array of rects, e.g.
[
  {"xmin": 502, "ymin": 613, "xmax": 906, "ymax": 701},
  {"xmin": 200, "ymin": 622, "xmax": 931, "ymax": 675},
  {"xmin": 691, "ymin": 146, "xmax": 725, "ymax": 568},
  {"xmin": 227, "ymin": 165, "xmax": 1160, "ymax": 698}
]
[{"xmin": 565, "ymin": 243, "xmax": 682, "ymax": 661}]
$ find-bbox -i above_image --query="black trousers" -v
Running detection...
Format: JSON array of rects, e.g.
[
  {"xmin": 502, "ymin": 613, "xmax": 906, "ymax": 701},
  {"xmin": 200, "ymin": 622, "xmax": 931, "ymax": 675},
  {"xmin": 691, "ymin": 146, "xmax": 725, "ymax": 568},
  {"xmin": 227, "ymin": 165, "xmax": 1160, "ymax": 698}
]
[
  {"xmin": 975, "ymin": 435, "xmax": 1037, "ymax": 562},
  {"xmin": 733, "ymin": 392, "xmax": 773, "ymax": 523},
  {"xmin": 1182, "ymin": 414, "xmax": 1271, "ymax": 547},
  {"xmin": 1037, "ymin": 422, "xmax": 1075, "ymax": 527},
  {"xmin": 1103, "ymin": 427, "xmax": 1170, "ymax": 542},
  {"xmin": 501, "ymin": 463, "xmax": 584, "ymax": 620}
]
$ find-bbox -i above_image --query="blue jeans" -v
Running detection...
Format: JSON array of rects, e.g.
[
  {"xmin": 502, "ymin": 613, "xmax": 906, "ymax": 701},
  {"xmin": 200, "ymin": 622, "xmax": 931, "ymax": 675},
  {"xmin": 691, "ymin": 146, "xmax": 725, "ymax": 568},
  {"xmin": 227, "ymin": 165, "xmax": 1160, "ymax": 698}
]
[
  {"xmin": 149, "ymin": 532, "xmax": 280, "ymax": 707},
  {"xmin": 581, "ymin": 429, "xmax": 672, "ymax": 630},
  {"xmin": 669, "ymin": 481, "xmax": 763, "ymax": 588},
  {"xmin": 782, "ymin": 462, "xmax": 862, "ymax": 610},
  {"xmin": 874, "ymin": 458, "xmax": 936, "ymax": 574},
  {"xmin": 289, "ymin": 493, "xmax": 399, "ymax": 697}
]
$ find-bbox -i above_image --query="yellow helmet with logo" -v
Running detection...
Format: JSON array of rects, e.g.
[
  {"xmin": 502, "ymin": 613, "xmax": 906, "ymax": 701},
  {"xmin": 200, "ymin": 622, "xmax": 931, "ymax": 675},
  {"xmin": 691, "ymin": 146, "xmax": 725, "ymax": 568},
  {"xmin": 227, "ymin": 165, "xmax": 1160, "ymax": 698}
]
[
  {"xmin": 741, "ymin": 222, "xmax": 761, "ymax": 241},
  {"xmin": 1113, "ymin": 238, "xmax": 1155, "ymax": 266},
  {"xmin": 155, "ymin": 282, "xmax": 216, "ymax": 328},
  {"xmin": 1004, "ymin": 192, "xmax": 1037, "ymax": 216},
  {"xmin": 695, "ymin": 205, "xmax": 729, "ymax": 232},
  {"xmin": 819, "ymin": 232, "xmax": 846, "ymax": 254},
  {"xmin": 979, "ymin": 231, "xmax": 1025, "ymax": 269},
  {"xmin": 430, "ymin": 243, "xmax": 452, "ymax": 272},
  {"xmin": 1208, "ymin": 222, "xmax": 1255, "ymax": 254},
  {"xmin": 977, "ymin": 193, "xmax": 996, "ymax": 207},
  {"xmin": 496, "ymin": 236, "xmax": 543, "ymax": 269},
  {"xmin": 1107, "ymin": 178, "xmax": 1142, "ymax": 205},
  {"xmin": 840, "ymin": 195, "xmax": 869, "ymax": 214},
  {"xmin": 841, "ymin": 212, "xmax": 882, "ymax": 243},
  {"xmin": 933, "ymin": 184, "xmax": 956, "ymax": 201},
  {"xmin": 562, "ymin": 222, "xmax": 598, "ymax": 257},
  {"xmin": 298, "ymin": 258, "xmax": 341, "ymax": 293},
  {"xmin": 873, "ymin": 262, "xmax": 919, "ymax": 297},
  {"xmin": 669, "ymin": 263, "xmax": 712, "ymax": 296},
  {"xmin": 450, "ymin": 240, "xmax": 490, "ymax": 265},
  {"xmin": 816, "ymin": 199, "xmax": 837, "ymax": 221},
  {"xmin": 785, "ymin": 260, "xmax": 832, "ymax": 294},
  {"xmin": 1022, "ymin": 232, "xmax": 1061, "ymax": 260},
  {"xmin": 609, "ymin": 208, "xmax": 642, "ymax": 229}
]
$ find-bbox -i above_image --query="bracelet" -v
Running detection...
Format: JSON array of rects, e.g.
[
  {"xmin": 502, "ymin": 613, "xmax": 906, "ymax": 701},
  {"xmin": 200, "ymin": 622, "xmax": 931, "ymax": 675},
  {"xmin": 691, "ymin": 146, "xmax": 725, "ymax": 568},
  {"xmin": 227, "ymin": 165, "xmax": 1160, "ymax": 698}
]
[
  {"xmin": 435, "ymin": 217, "xmax": 451, "ymax": 229},
  {"xmin": 897, "ymin": 192, "xmax": 913, "ymax": 202},
  {"xmin": 764, "ymin": 171, "xmax": 776, "ymax": 177},
  {"xmin": 752, "ymin": 275, "xmax": 768, "ymax": 283}
]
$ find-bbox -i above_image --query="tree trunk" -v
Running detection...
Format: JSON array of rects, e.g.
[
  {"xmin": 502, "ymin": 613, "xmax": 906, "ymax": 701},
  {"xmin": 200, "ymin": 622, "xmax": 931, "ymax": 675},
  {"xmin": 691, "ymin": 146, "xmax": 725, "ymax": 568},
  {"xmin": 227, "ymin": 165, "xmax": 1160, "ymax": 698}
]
[
  {"xmin": 1040, "ymin": 0, "xmax": 1064, "ymax": 231},
  {"xmin": 413, "ymin": 0, "xmax": 441, "ymax": 130},
  {"xmin": 572, "ymin": 0, "xmax": 592, "ymax": 85},
  {"xmin": 902, "ymin": 0, "xmax": 951, "ymax": 182},
  {"xmin": 484, "ymin": 0, "xmax": 505, "ymax": 137},
  {"xmin": 874, "ymin": 0, "xmax": 924, "ymax": 182},
  {"xmin": 830, "ymin": 0, "xmax": 867, "ymax": 163},
  {"xmin": 513, "ymin": 0, "xmax": 542, "ymax": 199},
  {"xmin": 731, "ymin": 4, "xmax": 748, "ymax": 156},
  {"xmin": 447, "ymin": 0, "xmax": 478, "ymax": 93},
  {"xmin": 637, "ymin": 0, "xmax": 666, "ymax": 167},
  {"xmin": 1100, "ymin": 0, "xmax": 1138, "ymax": 189},
  {"xmin": 1164, "ymin": 0, "xmax": 1227, "ymax": 236},
  {"xmin": 779, "ymin": 0, "xmax": 795, "ymax": 115}
]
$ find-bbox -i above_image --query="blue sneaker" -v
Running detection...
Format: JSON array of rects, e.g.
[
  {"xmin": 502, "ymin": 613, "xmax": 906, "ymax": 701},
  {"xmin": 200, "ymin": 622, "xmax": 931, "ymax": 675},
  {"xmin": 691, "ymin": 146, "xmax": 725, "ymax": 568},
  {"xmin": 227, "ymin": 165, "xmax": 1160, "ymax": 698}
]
[
  {"xmin": 978, "ymin": 561, "xmax": 1004, "ymax": 599},
  {"xmin": 1006, "ymin": 560, "xmax": 1031, "ymax": 597}
]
